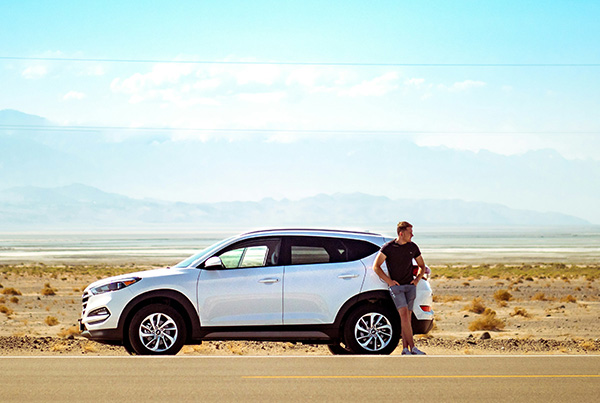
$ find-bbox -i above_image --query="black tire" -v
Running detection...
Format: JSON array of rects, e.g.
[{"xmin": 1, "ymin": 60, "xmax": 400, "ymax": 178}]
[
  {"xmin": 327, "ymin": 342, "xmax": 352, "ymax": 355},
  {"xmin": 123, "ymin": 338, "xmax": 137, "ymax": 356},
  {"xmin": 128, "ymin": 304, "xmax": 187, "ymax": 355},
  {"xmin": 343, "ymin": 304, "xmax": 400, "ymax": 355}
]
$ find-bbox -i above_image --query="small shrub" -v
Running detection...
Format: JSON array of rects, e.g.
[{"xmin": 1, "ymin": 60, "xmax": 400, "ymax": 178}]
[
  {"xmin": 41, "ymin": 283, "xmax": 57, "ymax": 296},
  {"xmin": 2, "ymin": 287, "xmax": 22, "ymax": 296},
  {"xmin": 464, "ymin": 297, "xmax": 486, "ymax": 314},
  {"xmin": 45, "ymin": 316, "xmax": 59, "ymax": 326},
  {"xmin": 494, "ymin": 289, "xmax": 512, "ymax": 302},
  {"xmin": 531, "ymin": 292, "xmax": 547, "ymax": 301},
  {"xmin": 560, "ymin": 295, "xmax": 577, "ymax": 303},
  {"xmin": 58, "ymin": 325, "xmax": 82, "ymax": 338},
  {"xmin": 433, "ymin": 295, "xmax": 463, "ymax": 303},
  {"xmin": 510, "ymin": 307, "xmax": 531, "ymax": 318},
  {"xmin": 9, "ymin": 296, "xmax": 19, "ymax": 304},
  {"xmin": 0, "ymin": 296, "xmax": 5, "ymax": 304},
  {"xmin": 468, "ymin": 308, "xmax": 505, "ymax": 331},
  {"xmin": 0, "ymin": 305, "xmax": 14, "ymax": 315}
]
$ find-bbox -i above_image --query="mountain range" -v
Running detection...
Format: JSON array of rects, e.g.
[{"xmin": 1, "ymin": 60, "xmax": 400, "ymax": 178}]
[
  {"xmin": 1, "ymin": 109, "xmax": 599, "ymax": 225},
  {"xmin": 0, "ymin": 184, "xmax": 589, "ymax": 230}
]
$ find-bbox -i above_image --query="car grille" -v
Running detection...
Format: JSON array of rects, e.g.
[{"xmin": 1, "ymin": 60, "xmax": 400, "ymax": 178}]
[{"xmin": 81, "ymin": 290, "xmax": 90, "ymax": 317}]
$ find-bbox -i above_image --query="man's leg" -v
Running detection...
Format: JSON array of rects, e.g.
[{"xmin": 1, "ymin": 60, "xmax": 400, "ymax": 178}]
[{"xmin": 398, "ymin": 306, "xmax": 414, "ymax": 350}]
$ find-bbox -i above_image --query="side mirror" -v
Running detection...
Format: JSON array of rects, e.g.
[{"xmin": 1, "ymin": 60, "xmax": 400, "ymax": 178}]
[{"xmin": 203, "ymin": 256, "xmax": 224, "ymax": 270}]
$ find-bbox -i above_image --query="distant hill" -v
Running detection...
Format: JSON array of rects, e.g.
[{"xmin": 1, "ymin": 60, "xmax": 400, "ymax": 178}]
[{"xmin": 0, "ymin": 184, "xmax": 589, "ymax": 230}]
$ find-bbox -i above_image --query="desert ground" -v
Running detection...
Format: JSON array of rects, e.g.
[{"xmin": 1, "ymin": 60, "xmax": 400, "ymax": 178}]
[{"xmin": 0, "ymin": 263, "xmax": 599, "ymax": 356}]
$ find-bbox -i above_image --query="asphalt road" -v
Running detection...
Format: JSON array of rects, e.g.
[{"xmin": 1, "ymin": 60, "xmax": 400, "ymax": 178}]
[{"xmin": 1, "ymin": 355, "xmax": 598, "ymax": 402}]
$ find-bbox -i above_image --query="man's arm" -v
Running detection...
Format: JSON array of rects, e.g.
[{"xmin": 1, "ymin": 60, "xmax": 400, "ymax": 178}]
[
  {"xmin": 411, "ymin": 255, "xmax": 426, "ymax": 285},
  {"xmin": 373, "ymin": 252, "xmax": 399, "ymax": 287}
]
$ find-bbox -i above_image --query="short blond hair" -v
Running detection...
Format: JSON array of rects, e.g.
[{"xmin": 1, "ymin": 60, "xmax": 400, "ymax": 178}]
[{"xmin": 396, "ymin": 221, "xmax": 413, "ymax": 235}]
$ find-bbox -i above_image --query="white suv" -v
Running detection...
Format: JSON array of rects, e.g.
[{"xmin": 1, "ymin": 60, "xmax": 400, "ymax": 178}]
[{"xmin": 80, "ymin": 229, "xmax": 434, "ymax": 355}]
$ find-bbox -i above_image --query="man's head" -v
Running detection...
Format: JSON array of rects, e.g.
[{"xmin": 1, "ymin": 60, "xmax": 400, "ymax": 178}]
[{"xmin": 396, "ymin": 221, "xmax": 414, "ymax": 243}]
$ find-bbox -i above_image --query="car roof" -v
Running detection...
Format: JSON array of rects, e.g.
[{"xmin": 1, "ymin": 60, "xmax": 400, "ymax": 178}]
[{"xmin": 238, "ymin": 228, "xmax": 385, "ymax": 243}]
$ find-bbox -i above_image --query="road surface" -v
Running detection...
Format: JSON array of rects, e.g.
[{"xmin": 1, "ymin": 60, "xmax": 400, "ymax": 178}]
[{"xmin": 1, "ymin": 355, "xmax": 598, "ymax": 402}]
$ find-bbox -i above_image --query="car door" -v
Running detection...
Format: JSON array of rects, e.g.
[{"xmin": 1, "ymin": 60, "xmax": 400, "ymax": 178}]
[
  {"xmin": 197, "ymin": 237, "xmax": 283, "ymax": 326},
  {"xmin": 282, "ymin": 236, "xmax": 367, "ymax": 324}
]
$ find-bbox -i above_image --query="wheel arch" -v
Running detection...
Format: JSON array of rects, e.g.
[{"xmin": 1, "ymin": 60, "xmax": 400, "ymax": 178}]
[
  {"xmin": 118, "ymin": 289, "xmax": 201, "ymax": 343},
  {"xmin": 333, "ymin": 290, "xmax": 397, "ymax": 342}
]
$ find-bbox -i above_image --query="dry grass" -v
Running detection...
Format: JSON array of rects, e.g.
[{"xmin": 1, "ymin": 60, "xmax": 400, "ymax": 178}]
[
  {"xmin": 433, "ymin": 295, "xmax": 464, "ymax": 303},
  {"xmin": 464, "ymin": 297, "xmax": 486, "ymax": 314},
  {"xmin": 531, "ymin": 292, "xmax": 548, "ymax": 301},
  {"xmin": 579, "ymin": 341, "xmax": 598, "ymax": 351},
  {"xmin": 510, "ymin": 307, "xmax": 531, "ymax": 318},
  {"xmin": 45, "ymin": 316, "xmax": 59, "ymax": 326},
  {"xmin": 41, "ymin": 283, "xmax": 57, "ymax": 296},
  {"xmin": 560, "ymin": 294, "xmax": 577, "ymax": 303},
  {"xmin": 1, "ymin": 287, "xmax": 22, "ymax": 296},
  {"xmin": 82, "ymin": 342, "xmax": 98, "ymax": 353},
  {"xmin": 468, "ymin": 308, "xmax": 506, "ymax": 331},
  {"xmin": 494, "ymin": 289, "xmax": 512, "ymax": 302},
  {"xmin": 0, "ymin": 304, "xmax": 14, "ymax": 315},
  {"xmin": 58, "ymin": 325, "xmax": 82, "ymax": 338}
]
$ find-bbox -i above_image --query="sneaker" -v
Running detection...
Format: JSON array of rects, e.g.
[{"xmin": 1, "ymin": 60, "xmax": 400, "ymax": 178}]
[
  {"xmin": 401, "ymin": 348, "xmax": 412, "ymax": 355},
  {"xmin": 411, "ymin": 346, "xmax": 426, "ymax": 355}
]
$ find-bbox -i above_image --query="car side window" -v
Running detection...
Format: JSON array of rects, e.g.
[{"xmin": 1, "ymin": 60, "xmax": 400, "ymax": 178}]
[
  {"xmin": 291, "ymin": 245, "xmax": 330, "ymax": 265},
  {"xmin": 216, "ymin": 238, "xmax": 281, "ymax": 269},
  {"xmin": 286, "ymin": 236, "xmax": 380, "ymax": 266}
]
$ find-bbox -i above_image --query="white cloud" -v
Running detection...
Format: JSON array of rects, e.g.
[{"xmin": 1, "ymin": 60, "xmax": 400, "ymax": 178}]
[
  {"xmin": 232, "ymin": 64, "xmax": 281, "ymax": 85},
  {"xmin": 236, "ymin": 91, "xmax": 287, "ymax": 103},
  {"xmin": 339, "ymin": 72, "xmax": 399, "ymax": 97},
  {"xmin": 405, "ymin": 78, "xmax": 425, "ymax": 87},
  {"xmin": 439, "ymin": 80, "xmax": 486, "ymax": 92},
  {"xmin": 63, "ymin": 91, "xmax": 86, "ymax": 101},
  {"xmin": 22, "ymin": 65, "xmax": 47, "ymax": 79}
]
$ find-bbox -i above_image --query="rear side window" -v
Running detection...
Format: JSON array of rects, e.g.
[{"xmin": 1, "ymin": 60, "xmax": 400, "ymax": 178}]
[{"xmin": 286, "ymin": 236, "xmax": 380, "ymax": 266}]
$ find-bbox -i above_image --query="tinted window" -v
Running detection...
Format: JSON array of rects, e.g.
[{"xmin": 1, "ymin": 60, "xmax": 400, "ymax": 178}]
[
  {"xmin": 286, "ymin": 236, "xmax": 379, "ymax": 266},
  {"xmin": 215, "ymin": 238, "xmax": 281, "ymax": 269},
  {"xmin": 291, "ymin": 245, "xmax": 330, "ymax": 265}
]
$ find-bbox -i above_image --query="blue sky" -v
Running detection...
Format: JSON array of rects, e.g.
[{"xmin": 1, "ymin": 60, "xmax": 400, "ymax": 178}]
[{"xmin": 1, "ymin": 1, "xmax": 600, "ymax": 222}]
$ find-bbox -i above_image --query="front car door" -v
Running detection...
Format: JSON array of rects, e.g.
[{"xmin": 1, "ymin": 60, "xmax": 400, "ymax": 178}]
[{"xmin": 197, "ymin": 237, "xmax": 283, "ymax": 326}]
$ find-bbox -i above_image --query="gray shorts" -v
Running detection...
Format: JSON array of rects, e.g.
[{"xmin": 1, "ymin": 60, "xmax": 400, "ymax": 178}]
[{"xmin": 389, "ymin": 284, "xmax": 417, "ymax": 311}]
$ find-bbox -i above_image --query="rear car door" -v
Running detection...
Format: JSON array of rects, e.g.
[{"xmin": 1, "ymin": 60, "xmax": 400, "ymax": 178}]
[
  {"xmin": 282, "ymin": 236, "xmax": 378, "ymax": 324},
  {"xmin": 197, "ymin": 237, "xmax": 283, "ymax": 326}
]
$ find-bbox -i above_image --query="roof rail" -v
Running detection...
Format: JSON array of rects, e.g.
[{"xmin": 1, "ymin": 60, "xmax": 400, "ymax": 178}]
[{"xmin": 240, "ymin": 228, "xmax": 383, "ymax": 237}]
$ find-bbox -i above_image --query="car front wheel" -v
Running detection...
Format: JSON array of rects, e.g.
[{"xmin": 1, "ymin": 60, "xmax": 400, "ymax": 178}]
[
  {"xmin": 344, "ymin": 304, "xmax": 400, "ymax": 355},
  {"xmin": 128, "ymin": 304, "xmax": 186, "ymax": 355}
]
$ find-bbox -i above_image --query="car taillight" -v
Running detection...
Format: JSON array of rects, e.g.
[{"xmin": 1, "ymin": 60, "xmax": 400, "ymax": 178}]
[{"xmin": 420, "ymin": 305, "xmax": 432, "ymax": 312}]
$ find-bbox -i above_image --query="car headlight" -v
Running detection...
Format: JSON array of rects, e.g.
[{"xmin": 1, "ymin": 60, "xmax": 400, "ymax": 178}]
[{"xmin": 90, "ymin": 277, "xmax": 141, "ymax": 295}]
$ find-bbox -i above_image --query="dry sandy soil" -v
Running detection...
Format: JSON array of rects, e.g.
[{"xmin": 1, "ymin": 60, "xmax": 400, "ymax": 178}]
[{"xmin": 1, "ymin": 268, "xmax": 599, "ymax": 356}]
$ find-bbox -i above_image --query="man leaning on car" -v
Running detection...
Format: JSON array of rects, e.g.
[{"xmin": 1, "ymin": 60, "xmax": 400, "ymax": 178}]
[{"xmin": 373, "ymin": 221, "xmax": 427, "ymax": 355}]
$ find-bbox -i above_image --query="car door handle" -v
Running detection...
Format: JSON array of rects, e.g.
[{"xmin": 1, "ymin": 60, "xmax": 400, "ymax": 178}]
[
  {"xmin": 258, "ymin": 278, "xmax": 280, "ymax": 284},
  {"xmin": 338, "ymin": 274, "xmax": 359, "ymax": 279}
]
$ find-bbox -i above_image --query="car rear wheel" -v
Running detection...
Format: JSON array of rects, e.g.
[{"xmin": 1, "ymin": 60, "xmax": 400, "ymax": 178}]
[
  {"xmin": 128, "ymin": 304, "xmax": 186, "ymax": 355},
  {"xmin": 344, "ymin": 304, "xmax": 400, "ymax": 355}
]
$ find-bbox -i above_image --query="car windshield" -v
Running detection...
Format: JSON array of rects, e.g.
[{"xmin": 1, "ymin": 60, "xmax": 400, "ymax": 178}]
[{"xmin": 173, "ymin": 235, "xmax": 238, "ymax": 268}]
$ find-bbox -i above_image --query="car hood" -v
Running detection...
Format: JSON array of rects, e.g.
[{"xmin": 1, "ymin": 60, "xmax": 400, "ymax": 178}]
[{"xmin": 85, "ymin": 267, "xmax": 190, "ymax": 290}]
